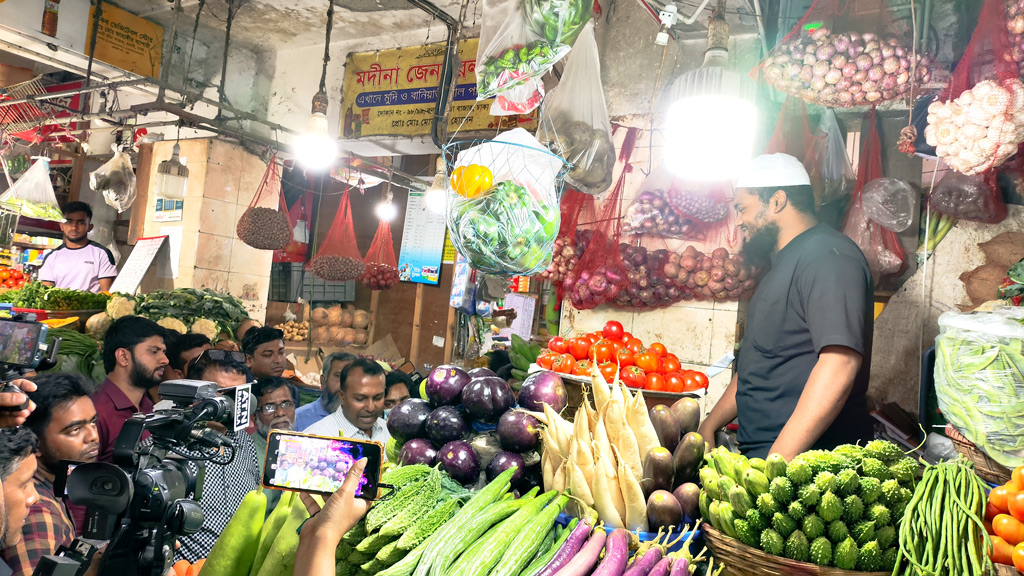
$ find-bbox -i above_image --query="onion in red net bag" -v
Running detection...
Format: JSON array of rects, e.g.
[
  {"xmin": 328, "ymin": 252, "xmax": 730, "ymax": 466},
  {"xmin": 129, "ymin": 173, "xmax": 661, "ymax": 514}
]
[
  {"xmin": 622, "ymin": 168, "xmax": 736, "ymax": 245},
  {"xmin": 536, "ymin": 188, "xmax": 593, "ymax": 286},
  {"xmin": 308, "ymin": 187, "xmax": 366, "ymax": 281},
  {"xmin": 755, "ymin": 0, "xmax": 930, "ymax": 108},
  {"xmin": 361, "ymin": 210, "xmax": 399, "ymax": 290},
  {"xmin": 237, "ymin": 155, "xmax": 292, "ymax": 251}
]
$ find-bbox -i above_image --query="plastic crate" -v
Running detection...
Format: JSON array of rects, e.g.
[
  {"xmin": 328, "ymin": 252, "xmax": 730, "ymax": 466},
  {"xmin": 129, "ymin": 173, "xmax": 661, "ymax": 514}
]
[{"xmin": 270, "ymin": 263, "xmax": 354, "ymax": 303}]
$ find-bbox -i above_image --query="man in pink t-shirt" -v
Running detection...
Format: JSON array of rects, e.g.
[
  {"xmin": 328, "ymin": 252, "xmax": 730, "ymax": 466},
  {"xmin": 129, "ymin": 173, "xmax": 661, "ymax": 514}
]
[{"xmin": 38, "ymin": 202, "xmax": 117, "ymax": 293}]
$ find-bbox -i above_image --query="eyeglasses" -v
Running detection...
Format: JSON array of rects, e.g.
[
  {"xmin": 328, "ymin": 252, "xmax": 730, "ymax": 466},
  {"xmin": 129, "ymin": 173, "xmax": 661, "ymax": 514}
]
[
  {"xmin": 187, "ymin": 349, "xmax": 247, "ymax": 376},
  {"xmin": 260, "ymin": 400, "xmax": 295, "ymax": 414}
]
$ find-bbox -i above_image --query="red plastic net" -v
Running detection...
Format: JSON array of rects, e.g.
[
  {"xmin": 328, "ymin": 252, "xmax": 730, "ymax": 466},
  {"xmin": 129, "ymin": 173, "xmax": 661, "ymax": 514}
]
[
  {"xmin": 536, "ymin": 188, "xmax": 593, "ymax": 289},
  {"xmin": 755, "ymin": 0, "xmax": 931, "ymax": 108},
  {"xmin": 236, "ymin": 155, "xmax": 292, "ymax": 251},
  {"xmin": 841, "ymin": 110, "xmax": 908, "ymax": 283},
  {"xmin": 766, "ymin": 97, "xmax": 838, "ymax": 209},
  {"xmin": 273, "ymin": 191, "xmax": 313, "ymax": 263},
  {"xmin": 563, "ymin": 127, "xmax": 639, "ymax": 310},
  {"xmin": 622, "ymin": 169, "xmax": 738, "ymax": 249},
  {"xmin": 362, "ymin": 218, "xmax": 399, "ymax": 290},
  {"xmin": 308, "ymin": 187, "xmax": 367, "ymax": 281}
]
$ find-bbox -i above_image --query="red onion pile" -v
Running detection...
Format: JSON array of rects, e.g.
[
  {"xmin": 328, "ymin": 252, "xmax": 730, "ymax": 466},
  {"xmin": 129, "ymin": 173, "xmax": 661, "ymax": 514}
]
[
  {"xmin": 623, "ymin": 189, "xmax": 725, "ymax": 240},
  {"xmin": 360, "ymin": 262, "xmax": 399, "ymax": 290},
  {"xmin": 662, "ymin": 246, "xmax": 758, "ymax": 301},
  {"xmin": 1009, "ymin": 0, "xmax": 1024, "ymax": 72},
  {"xmin": 762, "ymin": 27, "xmax": 931, "ymax": 107},
  {"xmin": 612, "ymin": 244, "xmax": 686, "ymax": 308},
  {"xmin": 563, "ymin": 264, "xmax": 626, "ymax": 310},
  {"xmin": 536, "ymin": 236, "xmax": 580, "ymax": 284},
  {"xmin": 309, "ymin": 255, "xmax": 366, "ymax": 282}
]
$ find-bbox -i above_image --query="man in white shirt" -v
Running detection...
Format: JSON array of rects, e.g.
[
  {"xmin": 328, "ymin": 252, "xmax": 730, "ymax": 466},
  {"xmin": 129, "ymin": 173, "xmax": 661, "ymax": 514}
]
[
  {"xmin": 304, "ymin": 359, "xmax": 391, "ymax": 451},
  {"xmin": 38, "ymin": 202, "xmax": 117, "ymax": 293}
]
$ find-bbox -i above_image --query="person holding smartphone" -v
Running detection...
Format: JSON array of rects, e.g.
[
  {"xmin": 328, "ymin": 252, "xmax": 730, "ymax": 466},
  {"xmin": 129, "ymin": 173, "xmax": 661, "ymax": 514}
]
[{"xmin": 294, "ymin": 458, "xmax": 370, "ymax": 576}]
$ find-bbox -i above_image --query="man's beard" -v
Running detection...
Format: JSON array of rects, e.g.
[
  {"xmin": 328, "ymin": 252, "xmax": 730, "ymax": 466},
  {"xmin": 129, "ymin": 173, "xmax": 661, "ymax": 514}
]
[
  {"xmin": 740, "ymin": 217, "xmax": 780, "ymax": 271},
  {"xmin": 129, "ymin": 353, "xmax": 162, "ymax": 390},
  {"xmin": 256, "ymin": 417, "xmax": 293, "ymax": 437},
  {"xmin": 324, "ymin": 392, "xmax": 341, "ymax": 413}
]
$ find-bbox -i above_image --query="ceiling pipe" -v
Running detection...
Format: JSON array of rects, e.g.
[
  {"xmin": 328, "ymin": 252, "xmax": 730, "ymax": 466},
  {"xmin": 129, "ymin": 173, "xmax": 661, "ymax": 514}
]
[{"xmin": 404, "ymin": 0, "xmax": 459, "ymax": 150}]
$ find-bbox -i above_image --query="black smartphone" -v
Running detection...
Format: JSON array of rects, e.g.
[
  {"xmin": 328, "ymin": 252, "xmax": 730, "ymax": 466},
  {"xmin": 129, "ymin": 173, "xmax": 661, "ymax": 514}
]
[{"xmin": 262, "ymin": 431, "xmax": 383, "ymax": 500}]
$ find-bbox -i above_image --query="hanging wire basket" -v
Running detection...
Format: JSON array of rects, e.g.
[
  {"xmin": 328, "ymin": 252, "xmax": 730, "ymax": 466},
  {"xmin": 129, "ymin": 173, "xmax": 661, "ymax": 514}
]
[
  {"xmin": 0, "ymin": 201, "xmax": 21, "ymax": 247},
  {"xmin": 443, "ymin": 136, "xmax": 570, "ymax": 276}
]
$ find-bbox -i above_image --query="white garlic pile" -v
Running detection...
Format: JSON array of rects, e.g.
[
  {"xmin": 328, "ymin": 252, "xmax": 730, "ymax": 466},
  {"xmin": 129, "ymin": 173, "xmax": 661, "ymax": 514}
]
[{"xmin": 924, "ymin": 78, "xmax": 1024, "ymax": 175}]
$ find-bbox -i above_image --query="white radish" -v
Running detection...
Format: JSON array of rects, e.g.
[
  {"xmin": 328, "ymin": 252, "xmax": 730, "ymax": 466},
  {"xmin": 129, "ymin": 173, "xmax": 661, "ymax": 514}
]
[
  {"xmin": 591, "ymin": 364, "xmax": 612, "ymax": 413},
  {"xmin": 567, "ymin": 448, "xmax": 595, "ymax": 507},
  {"xmin": 602, "ymin": 401, "xmax": 643, "ymax": 481},
  {"xmin": 593, "ymin": 416, "xmax": 617, "ymax": 478},
  {"xmin": 626, "ymin": 389, "xmax": 662, "ymax": 459},
  {"xmin": 552, "ymin": 458, "xmax": 567, "ymax": 492},
  {"xmin": 573, "ymin": 408, "xmax": 596, "ymax": 481},
  {"xmin": 591, "ymin": 441, "xmax": 626, "ymax": 528},
  {"xmin": 613, "ymin": 444, "xmax": 650, "ymax": 533}
]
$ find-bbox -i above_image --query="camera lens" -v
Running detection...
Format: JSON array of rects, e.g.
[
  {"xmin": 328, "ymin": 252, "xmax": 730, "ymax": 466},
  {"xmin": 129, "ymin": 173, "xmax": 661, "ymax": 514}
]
[{"xmin": 90, "ymin": 475, "xmax": 118, "ymax": 495}]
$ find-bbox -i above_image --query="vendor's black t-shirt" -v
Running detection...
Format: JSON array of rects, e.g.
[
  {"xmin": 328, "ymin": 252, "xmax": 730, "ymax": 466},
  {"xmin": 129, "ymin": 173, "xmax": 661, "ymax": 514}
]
[{"xmin": 736, "ymin": 224, "xmax": 874, "ymax": 458}]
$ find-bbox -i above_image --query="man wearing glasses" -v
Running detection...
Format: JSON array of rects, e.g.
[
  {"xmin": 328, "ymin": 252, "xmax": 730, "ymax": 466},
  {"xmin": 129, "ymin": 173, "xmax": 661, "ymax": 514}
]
[
  {"xmin": 176, "ymin": 350, "xmax": 260, "ymax": 564},
  {"xmin": 251, "ymin": 377, "xmax": 297, "ymax": 516}
]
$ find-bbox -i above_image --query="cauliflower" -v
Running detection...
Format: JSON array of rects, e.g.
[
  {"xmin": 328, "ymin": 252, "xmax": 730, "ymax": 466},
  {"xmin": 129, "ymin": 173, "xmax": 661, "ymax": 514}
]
[
  {"xmin": 156, "ymin": 317, "xmax": 187, "ymax": 334},
  {"xmin": 106, "ymin": 295, "xmax": 136, "ymax": 319},
  {"xmin": 190, "ymin": 318, "xmax": 220, "ymax": 340}
]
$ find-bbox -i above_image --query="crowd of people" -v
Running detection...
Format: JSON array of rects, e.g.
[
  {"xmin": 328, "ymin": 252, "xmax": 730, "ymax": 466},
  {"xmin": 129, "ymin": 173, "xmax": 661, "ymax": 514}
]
[{"xmin": 0, "ymin": 313, "xmax": 398, "ymax": 576}]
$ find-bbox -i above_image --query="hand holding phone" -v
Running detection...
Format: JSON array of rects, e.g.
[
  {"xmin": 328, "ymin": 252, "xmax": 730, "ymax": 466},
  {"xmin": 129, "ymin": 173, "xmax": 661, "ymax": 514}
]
[{"xmin": 262, "ymin": 431, "xmax": 383, "ymax": 500}]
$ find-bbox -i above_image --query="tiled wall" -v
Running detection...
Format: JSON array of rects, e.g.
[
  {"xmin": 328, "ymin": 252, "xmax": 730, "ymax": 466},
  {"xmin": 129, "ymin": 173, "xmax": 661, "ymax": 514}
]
[
  {"xmin": 141, "ymin": 139, "xmax": 273, "ymax": 323},
  {"xmin": 559, "ymin": 128, "xmax": 743, "ymax": 416}
]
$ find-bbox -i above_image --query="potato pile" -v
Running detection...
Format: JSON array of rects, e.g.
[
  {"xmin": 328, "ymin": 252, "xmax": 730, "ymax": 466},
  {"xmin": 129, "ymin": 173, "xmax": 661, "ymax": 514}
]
[
  {"xmin": 236, "ymin": 207, "xmax": 291, "ymax": 250},
  {"xmin": 309, "ymin": 303, "xmax": 370, "ymax": 347},
  {"xmin": 274, "ymin": 320, "xmax": 310, "ymax": 342}
]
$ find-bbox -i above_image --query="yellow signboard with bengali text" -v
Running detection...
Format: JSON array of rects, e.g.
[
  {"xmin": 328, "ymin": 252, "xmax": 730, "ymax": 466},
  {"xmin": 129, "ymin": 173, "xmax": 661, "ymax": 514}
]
[
  {"xmin": 87, "ymin": 4, "xmax": 163, "ymax": 78},
  {"xmin": 340, "ymin": 39, "xmax": 537, "ymax": 139}
]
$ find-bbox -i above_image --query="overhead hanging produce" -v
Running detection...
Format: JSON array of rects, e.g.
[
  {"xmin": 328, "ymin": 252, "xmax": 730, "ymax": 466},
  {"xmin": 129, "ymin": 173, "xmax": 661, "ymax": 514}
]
[
  {"xmin": 362, "ymin": 218, "xmax": 400, "ymax": 290},
  {"xmin": 90, "ymin": 147, "xmax": 137, "ymax": 213},
  {"xmin": 476, "ymin": 4, "xmax": 570, "ymax": 101},
  {"xmin": 309, "ymin": 186, "xmax": 366, "ymax": 281},
  {"xmin": 0, "ymin": 157, "xmax": 65, "ymax": 221},
  {"xmin": 756, "ymin": 0, "xmax": 930, "ymax": 108},
  {"xmin": 446, "ymin": 129, "xmax": 564, "ymax": 276},
  {"xmin": 536, "ymin": 189, "xmax": 593, "ymax": 290},
  {"xmin": 237, "ymin": 155, "xmax": 293, "ymax": 251}
]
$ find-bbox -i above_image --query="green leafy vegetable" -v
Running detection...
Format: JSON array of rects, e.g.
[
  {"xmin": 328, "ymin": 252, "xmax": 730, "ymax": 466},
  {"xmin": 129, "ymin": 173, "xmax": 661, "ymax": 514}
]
[{"xmin": 0, "ymin": 282, "xmax": 110, "ymax": 311}]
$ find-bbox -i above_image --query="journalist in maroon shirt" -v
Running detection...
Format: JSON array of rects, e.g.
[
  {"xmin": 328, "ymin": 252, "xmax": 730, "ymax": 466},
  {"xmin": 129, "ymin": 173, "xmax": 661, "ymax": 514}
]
[{"xmin": 90, "ymin": 316, "xmax": 169, "ymax": 463}]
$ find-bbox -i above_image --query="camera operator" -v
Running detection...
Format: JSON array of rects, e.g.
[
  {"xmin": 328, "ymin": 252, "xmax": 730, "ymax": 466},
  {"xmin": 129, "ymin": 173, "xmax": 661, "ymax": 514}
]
[
  {"xmin": 91, "ymin": 317, "xmax": 169, "ymax": 463},
  {"xmin": 1, "ymin": 373, "xmax": 97, "ymax": 575},
  {"xmin": 0, "ymin": 379, "xmax": 37, "ymax": 429},
  {"xmin": 241, "ymin": 328, "xmax": 286, "ymax": 381},
  {"xmin": 294, "ymin": 458, "xmax": 369, "ymax": 576},
  {"xmin": 175, "ymin": 351, "xmax": 260, "ymax": 563},
  {"xmin": 251, "ymin": 377, "xmax": 297, "ymax": 517},
  {"xmin": 0, "ymin": 428, "xmax": 41, "ymax": 576}
]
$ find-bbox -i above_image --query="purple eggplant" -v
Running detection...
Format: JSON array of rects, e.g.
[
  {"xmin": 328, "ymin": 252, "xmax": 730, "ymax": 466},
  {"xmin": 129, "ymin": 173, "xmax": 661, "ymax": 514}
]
[
  {"xmin": 591, "ymin": 529, "xmax": 630, "ymax": 576},
  {"xmin": 550, "ymin": 529, "xmax": 605, "ymax": 576}
]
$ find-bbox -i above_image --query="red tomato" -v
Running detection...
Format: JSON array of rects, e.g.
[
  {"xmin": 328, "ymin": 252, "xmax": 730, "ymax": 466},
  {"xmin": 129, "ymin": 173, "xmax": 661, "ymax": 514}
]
[
  {"xmin": 591, "ymin": 339, "xmax": 617, "ymax": 364},
  {"xmin": 692, "ymin": 371, "xmax": 710, "ymax": 390},
  {"xmin": 1014, "ymin": 542, "xmax": 1024, "ymax": 572},
  {"xmin": 992, "ymin": 486, "xmax": 1016, "ymax": 514},
  {"xmin": 635, "ymin": 352, "xmax": 660, "ymax": 373},
  {"xmin": 621, "ymin": 331, "xmax": 634, "ymax": 342},
  {"xmin": 664, "ymin": 353, "xmax": 679, "ymax": 364},
  {"xmin": 665, "ymin": 372, "xmax": 686, "ymax": 393},
  {"xmin": 615, "ymin": 347, "xmax": 635, "ymax": 368},
  {"xmin": 573, "ymin": 359, "xmax": 593, "ymax": 377},
  {"xmin": 537, "ymin": 353, "xmax": 558, "ymax": 370},
  {"xmin": 598, "ymin": 362, "xmax": 618, "ymax": 382},
  {"xmin": 602, "ymin": 320, "xmax": 625, "ymax": 342},
  {"xmin": 625, "ymin": 338, "xmax": 646, "ymax": 355},
  {"xmin": 588, "ymin": 331, "xmax": 604, "ymax": 343},
  {"xmin": 1013, "ymin": 465, "xmax": 1024, "ymax": 491},
  {"xmin": 991, "ymin": 535, "xmax": 1015, "ymax": 565},
  {"xmin": 1009, "ymin": 492, "xmax": 1024, "ymax": 522},
  {"xmin": 988, "ymin": 502, "xmax": 1005, "ymax": 522},
  {"xmin": 552, "ymin": 353, "xmax": 576, "ymax": 375},
  {"xmin": 548, "ymin": 337, "xmax": 568, "ymax": 354},
  {"xmin": 648, "ymin": 342, "xmax": 668, "ymax": 358},
  {"xmin": 994, "ymin": 514, "xmax": 1024, "ymax": 546},
  {"xmin": 682, "ymin": 372, "xmax": 702, "ymax": 392},
  {"xmin": 621, "ymin": 366, "xmax": 647, "ymax": 389},
  {"xmin": 645, "ymin": 373, "xmax": 667, "ymax": 391},
  {"xmin": 0, "ymin": 270, "xmax": 9, "ymax": 280},
  {"xmin": 568, "ymin": 338, "xmax": 592, "ymax": 361},
  {"xmin": 11, "ymin": 270, "xmax": 22, "ymax": 280},
  {"xmin": 660, "ymin": 356, "xmax": 681, "ymax": 375}
]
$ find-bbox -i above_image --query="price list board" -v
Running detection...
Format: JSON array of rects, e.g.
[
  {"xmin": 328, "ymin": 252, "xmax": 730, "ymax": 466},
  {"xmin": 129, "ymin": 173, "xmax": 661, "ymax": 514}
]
[{"xmin": 397, "ymin": 191, "xmax": 446, "ymax": 285}]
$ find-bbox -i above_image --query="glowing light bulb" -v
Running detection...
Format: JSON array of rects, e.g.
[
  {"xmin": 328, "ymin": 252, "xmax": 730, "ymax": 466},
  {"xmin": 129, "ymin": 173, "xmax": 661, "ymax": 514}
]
[
  {"xmin": 375, "ymin": 201, "xmax": 397, "ymax": 221},
  {"xmin": 295, "ymin": 91, "xmax": 338, "ymax": 170}
]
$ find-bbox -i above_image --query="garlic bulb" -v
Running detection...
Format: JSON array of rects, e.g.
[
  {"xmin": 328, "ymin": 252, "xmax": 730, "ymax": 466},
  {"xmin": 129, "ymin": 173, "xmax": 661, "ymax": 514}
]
[{"xmin": 924, "ymin": 78, "xmax": 1024, "ymax": 175}]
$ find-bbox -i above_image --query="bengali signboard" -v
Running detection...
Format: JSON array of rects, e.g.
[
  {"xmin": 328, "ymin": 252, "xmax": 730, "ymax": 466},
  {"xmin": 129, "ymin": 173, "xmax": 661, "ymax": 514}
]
[
  {"xmin": 87, "ymin": 3, "xmax": 164, "ymax": 78},
  {"xmin": 341, "ymin": 39, "xmax": 537, "ymax": 139}
]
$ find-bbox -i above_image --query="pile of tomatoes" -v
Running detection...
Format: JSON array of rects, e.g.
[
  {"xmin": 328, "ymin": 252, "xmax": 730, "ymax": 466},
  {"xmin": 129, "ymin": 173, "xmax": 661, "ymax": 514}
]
[
  {"xmin": 0, "ymin": 267, "xmax": 27, "ymax": 290},
  {"xmin": 536, "ymin": 320, "xmax": 711, "ymax": 393},
  {"xmin": 986, "ymin": 465, "xmax": 1024, "ymax": 572}
]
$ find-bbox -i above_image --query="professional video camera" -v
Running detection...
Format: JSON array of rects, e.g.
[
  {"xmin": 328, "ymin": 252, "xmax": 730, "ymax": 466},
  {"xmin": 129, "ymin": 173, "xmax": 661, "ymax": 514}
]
[
  {"xmin": 34, "ymin": 380, "xmax": 249, "ymax": 576},
  {"xmin": 0, "ymin": 313, "xmax": 60, "ymax": 406}
]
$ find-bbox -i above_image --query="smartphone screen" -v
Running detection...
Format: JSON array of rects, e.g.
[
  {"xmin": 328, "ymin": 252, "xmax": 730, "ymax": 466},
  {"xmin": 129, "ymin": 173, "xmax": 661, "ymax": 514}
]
[
  {"xmin": 0, "ymin": 320, "xmax": 42, "ymax": 367},
  {"xmin": 262, "ymin": 431, "xmax": 382, "ymax": 500}
]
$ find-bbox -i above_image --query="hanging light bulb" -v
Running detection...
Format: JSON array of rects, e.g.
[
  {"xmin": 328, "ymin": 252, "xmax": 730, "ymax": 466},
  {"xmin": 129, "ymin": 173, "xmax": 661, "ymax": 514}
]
[
  {"xmin": 376, "ymin": 188, "xmax": 397, "ymax": 221},
  {"xmin": 296, "ymin": 0, "xmax": 339, "ymax": 170},
  {"xmin": 295, "ymin": 91, "xmax": 339, "ymax": 170},
  {"xmin": 424, "ymin": 156, "xmax": 448, "ymax": 214},
  {"xmin": 155, "ymin": 142, "xmax": 189, "ymax": 199}
]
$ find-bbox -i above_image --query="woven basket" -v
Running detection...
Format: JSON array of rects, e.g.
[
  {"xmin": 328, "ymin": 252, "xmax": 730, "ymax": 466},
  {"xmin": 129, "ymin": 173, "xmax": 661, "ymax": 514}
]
[
  {"xmin": 702, "ymin": 523, "xmax": 889, "ymax": 576},
  {"xmin": 946, "ymin": 424, "xmax": 1012, "ymax": 485}
]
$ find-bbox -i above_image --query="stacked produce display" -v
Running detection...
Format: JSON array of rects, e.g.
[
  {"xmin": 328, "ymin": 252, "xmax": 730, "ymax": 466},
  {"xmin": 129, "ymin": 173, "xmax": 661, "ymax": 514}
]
[
  {"xmin": 702, "ymin": 441, "xmax": 919, "ymax": 571},
  {"xmin": 0, "ymin": 281, "xmax": 109, "ymax": 311},
  {"xmin": 309, "ymin": 304, "xmax": 371, "ymax": 346},
  {"xmin": 986, "ymin": 465, "xmax": 1024, "ymax": 572}
]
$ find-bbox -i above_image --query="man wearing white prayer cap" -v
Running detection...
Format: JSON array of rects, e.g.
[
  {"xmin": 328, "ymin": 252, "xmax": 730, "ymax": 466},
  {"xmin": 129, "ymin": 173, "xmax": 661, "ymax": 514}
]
[{"xmin": 698, "ymin": 153, "xmax": 874, "ymax": 459}]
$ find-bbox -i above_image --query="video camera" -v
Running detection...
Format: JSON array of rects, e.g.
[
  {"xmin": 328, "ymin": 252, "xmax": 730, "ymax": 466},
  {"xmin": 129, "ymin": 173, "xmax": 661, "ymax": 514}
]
[
  {"xmin": 0, "ymin": 314, "xmax": 60, "ymax": 408},
  {"xmin": 34, "ymin": 380, "xmax": 246, "ymax": 576}
]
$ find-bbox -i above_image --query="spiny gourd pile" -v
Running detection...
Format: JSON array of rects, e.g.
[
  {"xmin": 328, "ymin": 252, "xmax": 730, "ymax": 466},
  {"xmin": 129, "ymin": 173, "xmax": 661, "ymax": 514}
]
[{"xmin": 701, "ymin": 440, "xmax": 919, "ymax": 572}]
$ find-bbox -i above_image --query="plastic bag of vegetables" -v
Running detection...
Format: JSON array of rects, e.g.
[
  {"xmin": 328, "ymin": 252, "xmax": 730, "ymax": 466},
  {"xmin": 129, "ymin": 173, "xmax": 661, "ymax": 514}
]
[
  {"xmin": 0, "ymin": 156, "xmax": 64, "ymax": 221},
  {"xmin": 934, "ymin": 307, "xmax": 1024, "ymax": 468},
  {"xmin": 475, "ymin": 4, "xmax": 569, "ymax": 101},
  {"xmin": 537, "ymin": 23, "xmax": 614, "ymax": 195},
  {"xmin": 861, "ymin": 177, "xmax": 917, "ymax": 232},
  {"xmin": 523, "ymin": 0, "xmax": 591, "ymax": 45},
  {"xmin": 90, "ymin": 146, "xmax": 137, "ymax": 213},
  {"xmin": 817, "ymin": 108, "xmax": 855, "ymax": 207},
  {"xmin": 754, "ymin": 0, "xmax": 929, "ymax": 108},
  {"xmin": 445, "ymin": 128, "xmax": 567, "ymax": 276}
]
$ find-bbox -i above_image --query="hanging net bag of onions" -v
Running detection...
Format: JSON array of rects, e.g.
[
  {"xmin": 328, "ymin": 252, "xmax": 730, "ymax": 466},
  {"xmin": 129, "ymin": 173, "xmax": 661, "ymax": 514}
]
[
  {"xmin": 923, "ymin": 0, "xmax": 1017, "ymax": 223},
  {"xmin": 237, "ymin": 154, "xmax": 292, "ymax": 251},
  {"xmin": 622, "ymin": 167, "xmax": 738, "ymax": 248},
  {"xmin": 754, "ymin": 0, "xmax": 931, "ymax": 108},
  {"xmin": 308, "ymin": 186, "xmax": 366, "ymax": 281},
  {"xmin": 841, "ymin": 110, "xmax": 908, "ymax": 284},
  {"xmin": 562, "ymin": 126, "xmax": 639, "ymax": 310},
  {"xmin": 536, "ymin": 187, "xmax": 593, "ymax": 290},
  {"xmin": 361, "ymin": 217, "xmax": 399, "ymax": 290}
]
